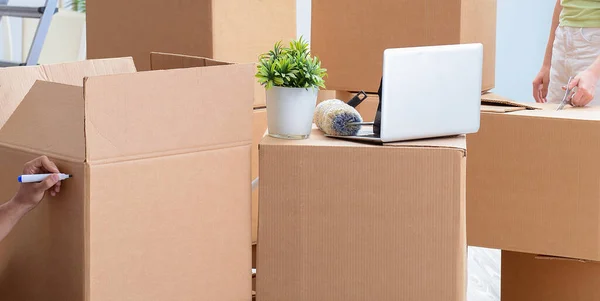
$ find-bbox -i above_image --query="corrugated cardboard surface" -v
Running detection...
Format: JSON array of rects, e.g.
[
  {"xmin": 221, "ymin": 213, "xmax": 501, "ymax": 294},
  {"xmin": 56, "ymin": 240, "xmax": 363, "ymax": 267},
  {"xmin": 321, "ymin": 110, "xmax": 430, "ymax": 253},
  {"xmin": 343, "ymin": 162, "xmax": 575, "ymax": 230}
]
[
  {"xmin": 467, "ymin": 96, "xmax": 600, "ymax": 261},
  {"xmin": 87, "ymin": 0, "xmax": 296, "ymax": 71},
  {"xmin": 0, "ymin": 152, "xmax": 84, "ymax": 301},
  {"xmin": 0, "ymin": 59, "xmax": 254, "ymax": 300},
  {"xmin": 502, "ymin": 251, "xmax": 600, "ymax": 301},
  {"xmin": 311, "ymin": 0, "xmax": 496, "ymax": 93},
  {"xmin": 257, "ymin": 129, "xmax": 466, "ymax": 301},
  {"xmin": 0, "ymin": 57, "xmax": 136, "ymax": 129},
  {"xmin": 150, "ymin": 52, "xmax": 266, "ymax": 109},
  {"xmin": 252, "ymin": 108, "xmax": 267, "ymax": 243}
]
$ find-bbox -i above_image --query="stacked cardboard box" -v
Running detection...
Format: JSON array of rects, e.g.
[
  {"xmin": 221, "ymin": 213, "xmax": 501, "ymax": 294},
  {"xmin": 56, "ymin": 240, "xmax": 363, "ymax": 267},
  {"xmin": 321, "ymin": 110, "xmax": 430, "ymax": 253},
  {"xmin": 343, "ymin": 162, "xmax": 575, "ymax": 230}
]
[
  {"xmin": 310, "ymin": 0, "xmax": 497, "ymax": 126},
  {"xmin": 467, "ymin": 93, "xmax": 600, "ymax": 299},
  {"xmin": 256, "ymin": 128, "xmax": 467, "ymax": 301},
  {"xmin": 311, "ymin": 0, "xmax": 497, "ymax": 93},
  {"xmin": 86, "ymin": 0, "xmax": 296, "ymax": 71},
  {"xmin": 0, "ymin": 54, "xmax": 254, "ymax": 300}
]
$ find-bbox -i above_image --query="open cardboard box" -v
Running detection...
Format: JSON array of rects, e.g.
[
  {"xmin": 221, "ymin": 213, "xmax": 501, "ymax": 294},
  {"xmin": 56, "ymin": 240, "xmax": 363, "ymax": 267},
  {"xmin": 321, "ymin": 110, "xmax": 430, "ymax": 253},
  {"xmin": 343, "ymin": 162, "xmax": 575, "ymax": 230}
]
[
  {"xmin": 468, "ymin": 93, "xmax": 600, "ymax": 261},
  {"xmin": 0, "ymin": 55, "xmax": 254, "ymax": 300}
]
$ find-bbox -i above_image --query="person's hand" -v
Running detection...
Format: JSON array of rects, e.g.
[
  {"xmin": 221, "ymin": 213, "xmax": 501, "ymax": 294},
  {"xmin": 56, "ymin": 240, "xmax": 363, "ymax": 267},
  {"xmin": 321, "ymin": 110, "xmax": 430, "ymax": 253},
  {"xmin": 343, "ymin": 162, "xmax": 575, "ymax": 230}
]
[
  {"xmin": 12, "ymin": 156, "xmax": 62, "ymax": 210},
  {"xmin": 533, "ymin": 66, "xmax": 551, "ymax": 103},
  {"xmin": 565, "ymin": 69, "xmax": 599, "ymax": 107}
]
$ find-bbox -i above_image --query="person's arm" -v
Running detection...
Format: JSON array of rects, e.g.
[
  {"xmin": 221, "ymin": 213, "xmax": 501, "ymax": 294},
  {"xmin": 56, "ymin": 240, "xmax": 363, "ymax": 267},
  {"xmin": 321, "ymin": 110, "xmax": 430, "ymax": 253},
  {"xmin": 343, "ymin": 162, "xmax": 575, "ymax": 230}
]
[
  {"xmin": 533, "ymin": 0, "xmax": 562, "ymax": 103},
  {"xmin": 542, "ymin": 0, "xmax": 562, "ymax": 69},
  {"xmin": 0, "ymin": 156, "xmax": 61, "ymax": 242}
]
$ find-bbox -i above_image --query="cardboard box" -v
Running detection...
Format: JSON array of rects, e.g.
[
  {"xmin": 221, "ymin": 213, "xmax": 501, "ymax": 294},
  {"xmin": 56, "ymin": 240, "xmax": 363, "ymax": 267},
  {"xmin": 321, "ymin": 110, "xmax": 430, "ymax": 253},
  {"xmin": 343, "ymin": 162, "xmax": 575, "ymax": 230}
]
[
  {"xmin": 150, "ymin": 52, "xmax": 268, "ymax": 245},
  {"xmin": 148, "ymin": 51, "xmax": 268, "ymax": 244},
  {"xmin": 317, "ymin": 90, "xmax": 353, "ymax": 104},
  {"xmin": 311, "ymin": 0, "xmax": 497, "ymax": 93},
  {"xmin": 252, "ymin": 109, "xmax": 268, "ymax": 243},
  {"xmin": 257, "ymin": 128, "xmax": 467, "ymax": 301},
  {"xmin": 150, "ymin": 52, "xmax": 267, "ymax": 108},
  {"xmin": 87, "ymin": 0, "xmax": 297, "ymax": 71},
  {"xmin": 502, "ymin": 251, "xmax": 600, "ymax": 301},
  {"xmin": 0, "ymin": 56, "xmax": 254, "ymax": 300},
  {"xmin": 467, "ymin": 94, "xmax": 600, "ymax": 261},
  {"xmin": 0, "ymin": 58, "xmax": 137, "ymax": 129}
]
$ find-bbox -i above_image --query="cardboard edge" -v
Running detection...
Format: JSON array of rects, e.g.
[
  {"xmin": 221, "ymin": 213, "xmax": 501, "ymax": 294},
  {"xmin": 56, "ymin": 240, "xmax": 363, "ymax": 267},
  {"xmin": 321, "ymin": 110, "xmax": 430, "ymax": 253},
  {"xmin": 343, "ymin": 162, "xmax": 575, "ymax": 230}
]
[
  {"xmin": 150, "ymin": 52, "xmax": 235, "ymax": 70},
  {"xmin": 534, "ymin": 254, "xmax": 589, "ymax": 263},
  {"xmin": 480, "ymin": 93, "xmax": 541, "ymax": 111}
]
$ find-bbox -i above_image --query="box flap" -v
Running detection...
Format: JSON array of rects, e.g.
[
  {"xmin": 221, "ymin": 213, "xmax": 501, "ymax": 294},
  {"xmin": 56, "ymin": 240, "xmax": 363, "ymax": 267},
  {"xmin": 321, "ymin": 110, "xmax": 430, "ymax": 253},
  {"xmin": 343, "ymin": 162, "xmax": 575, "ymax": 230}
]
[
  {"xmin": 261, "ymin": 127, "xmax": 466, "ymax": 152},
  {"xmin": 0, "ymin": 57, "xmax": 136, "ymax": 129},
  {"xmin": 150, "ymin": 52, "xmax": 266, "ymax": 108},
  {"xmin": 0, "ymin": 81, "xmax": 85, "ymax": 161},
  {"xmin": 480, "ymin": 93, "xmax": 541, "ymax": 112},
  {"xmin": 84, "ymin": 64, "xmax": 255, "ymax": 162},
  {"xmin": 534, "ymin": 255, "xmax": 588, "ymax": 263},
  {"xmin": 150, "ymin": 52, "xmax": 231, "ymax": 70},
  {"xmin": 510, "ymin": 106, "xmax": 600, "ymax": 121}
]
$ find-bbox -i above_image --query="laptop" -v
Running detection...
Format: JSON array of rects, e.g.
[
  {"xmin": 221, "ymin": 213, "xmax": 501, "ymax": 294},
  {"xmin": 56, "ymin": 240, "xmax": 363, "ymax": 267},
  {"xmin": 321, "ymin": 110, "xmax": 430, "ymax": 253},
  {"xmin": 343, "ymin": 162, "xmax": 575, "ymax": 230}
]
[{"xmin": 328, "ymin": 43, "xmax": 483, "ymax": 143}]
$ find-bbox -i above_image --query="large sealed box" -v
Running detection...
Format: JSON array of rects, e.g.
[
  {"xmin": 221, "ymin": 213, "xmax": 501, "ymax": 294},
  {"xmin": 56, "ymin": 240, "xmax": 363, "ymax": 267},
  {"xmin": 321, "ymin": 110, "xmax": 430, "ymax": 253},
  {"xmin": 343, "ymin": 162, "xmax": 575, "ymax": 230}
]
[
  {"xmin": 311, "ymin": 0, "xmax": 497, "ymax": 93},
  {"xmin": 87, "ymin": 0, "xmax": 297, "ymax": 71},
  {"xmin": 502, "ymin": 251, "xmax": 600, "ymax": 301},
  {"xmin": 467, "ymin": 94, "xmax": 600, "ymax": 261},
  {"xmin": 257, "ymin": 129, "xmax": 467, "ymax": 301},
  {"xmin": 0, "ymin": 57, "xmax": 254, "ymax": 300}
]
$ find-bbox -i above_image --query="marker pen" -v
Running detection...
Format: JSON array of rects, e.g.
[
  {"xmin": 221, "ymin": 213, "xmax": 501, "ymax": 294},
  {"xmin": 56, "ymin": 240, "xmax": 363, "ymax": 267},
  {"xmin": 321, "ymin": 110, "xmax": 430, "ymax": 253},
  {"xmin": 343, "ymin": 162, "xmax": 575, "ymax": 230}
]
[{"xmin": 18, "ymin": 173, "xmax": 71, "ymax": 183}]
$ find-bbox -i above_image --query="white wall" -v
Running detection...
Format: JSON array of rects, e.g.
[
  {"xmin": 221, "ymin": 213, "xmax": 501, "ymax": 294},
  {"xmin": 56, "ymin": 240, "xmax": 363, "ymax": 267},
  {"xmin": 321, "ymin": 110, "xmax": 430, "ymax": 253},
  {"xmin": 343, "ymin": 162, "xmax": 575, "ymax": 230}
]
[{"xmin": 493, "ymin": 0, "xmax": 555, "ymax": 102}]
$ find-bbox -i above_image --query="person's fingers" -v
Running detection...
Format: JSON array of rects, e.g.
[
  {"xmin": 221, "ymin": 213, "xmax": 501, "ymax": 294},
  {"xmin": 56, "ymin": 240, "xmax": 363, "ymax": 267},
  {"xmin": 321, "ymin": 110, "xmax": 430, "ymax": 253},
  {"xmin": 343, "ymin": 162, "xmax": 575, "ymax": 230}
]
[
  {"xmin": 34, "ymin": 174, "xmax": 60, "ymax": 192},
  {"xmin": 39, "ymin": 156, "xmax": 60, "ymax": 173},
  {"xmin": 542, "ymin": 79, "xmax": 549, "ymax": 102},
  {"xmin": 533, "ymin": 83, "xmax": 542, "ymax": 103},
  {"xmin": 572, "ymin": 89, "xmax": 585, "ymax": 106},
  {"xmin": 568, "ymin": 77, "xmax": 580, "ymax": 90}
]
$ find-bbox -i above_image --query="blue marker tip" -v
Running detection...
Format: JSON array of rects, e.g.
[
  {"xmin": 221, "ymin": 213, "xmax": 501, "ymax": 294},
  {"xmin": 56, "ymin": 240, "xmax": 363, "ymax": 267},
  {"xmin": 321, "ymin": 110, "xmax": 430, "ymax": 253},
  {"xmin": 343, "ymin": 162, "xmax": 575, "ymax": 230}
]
[{"xmin": 17, "ymin": 175, "xmax": 22, "ymax": 183}]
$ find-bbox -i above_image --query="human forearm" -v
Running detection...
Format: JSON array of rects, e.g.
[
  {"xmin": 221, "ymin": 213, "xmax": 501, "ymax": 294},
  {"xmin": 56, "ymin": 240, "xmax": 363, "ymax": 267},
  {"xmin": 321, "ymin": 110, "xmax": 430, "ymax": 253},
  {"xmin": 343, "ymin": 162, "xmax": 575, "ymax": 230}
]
[
  {"xmin": 586, "ymin": 55, "xmax": 600, "ymax": 78},
  {"xmin": 0, "ymin": 198, "xmax": 34, "ymax": 242},
  {"xmin": 543, "ymin": 0, "xmax": 562, "ymax": 67}
]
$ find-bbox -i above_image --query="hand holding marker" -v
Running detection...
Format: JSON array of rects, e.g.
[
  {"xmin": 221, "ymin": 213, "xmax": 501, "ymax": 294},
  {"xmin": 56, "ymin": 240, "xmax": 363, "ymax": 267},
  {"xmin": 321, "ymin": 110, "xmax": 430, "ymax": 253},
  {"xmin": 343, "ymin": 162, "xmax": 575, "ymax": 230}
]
[{"xmin": 18, "ymin": 173, "xmax": 71, "ymax": 183}]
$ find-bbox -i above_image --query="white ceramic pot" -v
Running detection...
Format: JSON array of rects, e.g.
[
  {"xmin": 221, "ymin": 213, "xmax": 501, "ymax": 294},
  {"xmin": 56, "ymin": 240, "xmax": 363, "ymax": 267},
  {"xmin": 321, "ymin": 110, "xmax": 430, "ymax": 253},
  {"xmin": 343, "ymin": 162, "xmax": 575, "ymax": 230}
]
[{"xmin": 265, "ymin": 86, "xmax": 318, "ymax": 139}]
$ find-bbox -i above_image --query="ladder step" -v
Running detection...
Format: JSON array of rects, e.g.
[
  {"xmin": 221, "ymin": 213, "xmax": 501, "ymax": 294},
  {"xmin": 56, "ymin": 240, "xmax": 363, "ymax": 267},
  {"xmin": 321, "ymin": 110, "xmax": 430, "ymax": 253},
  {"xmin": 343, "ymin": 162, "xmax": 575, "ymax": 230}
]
[
  {"xmin": 0, "ymin": 60, "xmax": 24, "ymax": 68},
  {"xmin": 0, "ymin": 5, "xmax": 57, "ymax": 18}
]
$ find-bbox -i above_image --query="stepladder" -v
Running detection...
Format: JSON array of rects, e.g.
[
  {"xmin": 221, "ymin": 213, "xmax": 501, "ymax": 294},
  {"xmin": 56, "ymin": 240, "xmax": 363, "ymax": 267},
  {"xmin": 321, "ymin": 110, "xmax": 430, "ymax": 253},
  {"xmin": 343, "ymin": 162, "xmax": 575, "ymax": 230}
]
[{"xmin": 0, "ymin": 0, "xmax": 58, "ymax": 67}]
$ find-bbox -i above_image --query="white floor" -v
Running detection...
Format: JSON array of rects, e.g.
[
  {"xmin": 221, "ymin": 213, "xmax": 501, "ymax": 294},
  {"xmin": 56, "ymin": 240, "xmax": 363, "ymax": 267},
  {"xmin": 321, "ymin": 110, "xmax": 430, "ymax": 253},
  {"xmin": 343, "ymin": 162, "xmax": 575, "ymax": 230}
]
[{"xmin": 468, "ymin": 247, "xmax": 501, "ymax": 301}]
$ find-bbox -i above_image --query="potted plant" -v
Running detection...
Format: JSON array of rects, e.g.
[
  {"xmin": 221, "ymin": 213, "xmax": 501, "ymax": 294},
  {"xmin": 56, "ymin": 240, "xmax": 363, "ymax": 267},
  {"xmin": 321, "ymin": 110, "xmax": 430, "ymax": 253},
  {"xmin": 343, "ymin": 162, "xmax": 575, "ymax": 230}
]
[{"xmin": 256, "ymin": 37, "xmax": 327, "ymax": 139}]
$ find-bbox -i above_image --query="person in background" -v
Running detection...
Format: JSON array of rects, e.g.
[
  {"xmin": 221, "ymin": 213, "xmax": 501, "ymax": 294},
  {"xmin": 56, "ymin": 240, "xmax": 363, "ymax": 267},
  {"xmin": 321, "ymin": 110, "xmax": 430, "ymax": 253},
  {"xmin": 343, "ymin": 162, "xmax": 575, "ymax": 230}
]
[
  {"xmin": 533, "ymin": 0, "xmax": 600, "ymax": 107},
  {"xmin": 0, "ymin": 156, "xmax": 62, "ymax": 242}
]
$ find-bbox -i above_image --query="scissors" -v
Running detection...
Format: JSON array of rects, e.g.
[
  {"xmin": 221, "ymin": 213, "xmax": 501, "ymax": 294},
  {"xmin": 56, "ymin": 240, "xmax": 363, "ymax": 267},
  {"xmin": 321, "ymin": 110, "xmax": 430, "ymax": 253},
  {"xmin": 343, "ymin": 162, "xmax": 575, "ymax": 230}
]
[{"xmin": 557, "ymin": 76, "xmax": 575, "ymax": 111}]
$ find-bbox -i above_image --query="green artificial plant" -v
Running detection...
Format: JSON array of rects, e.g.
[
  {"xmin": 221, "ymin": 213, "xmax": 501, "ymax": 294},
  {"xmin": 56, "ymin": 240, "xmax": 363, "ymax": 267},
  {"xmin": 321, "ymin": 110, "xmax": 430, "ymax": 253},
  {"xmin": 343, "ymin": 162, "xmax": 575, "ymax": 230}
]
[
  {"xmin": 66, "ymin": 0, "xmax": 86, "ymax": 13},
  {"xmin": 255, "ymin": 37, "xmax": 327, "ymax": 90}
]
